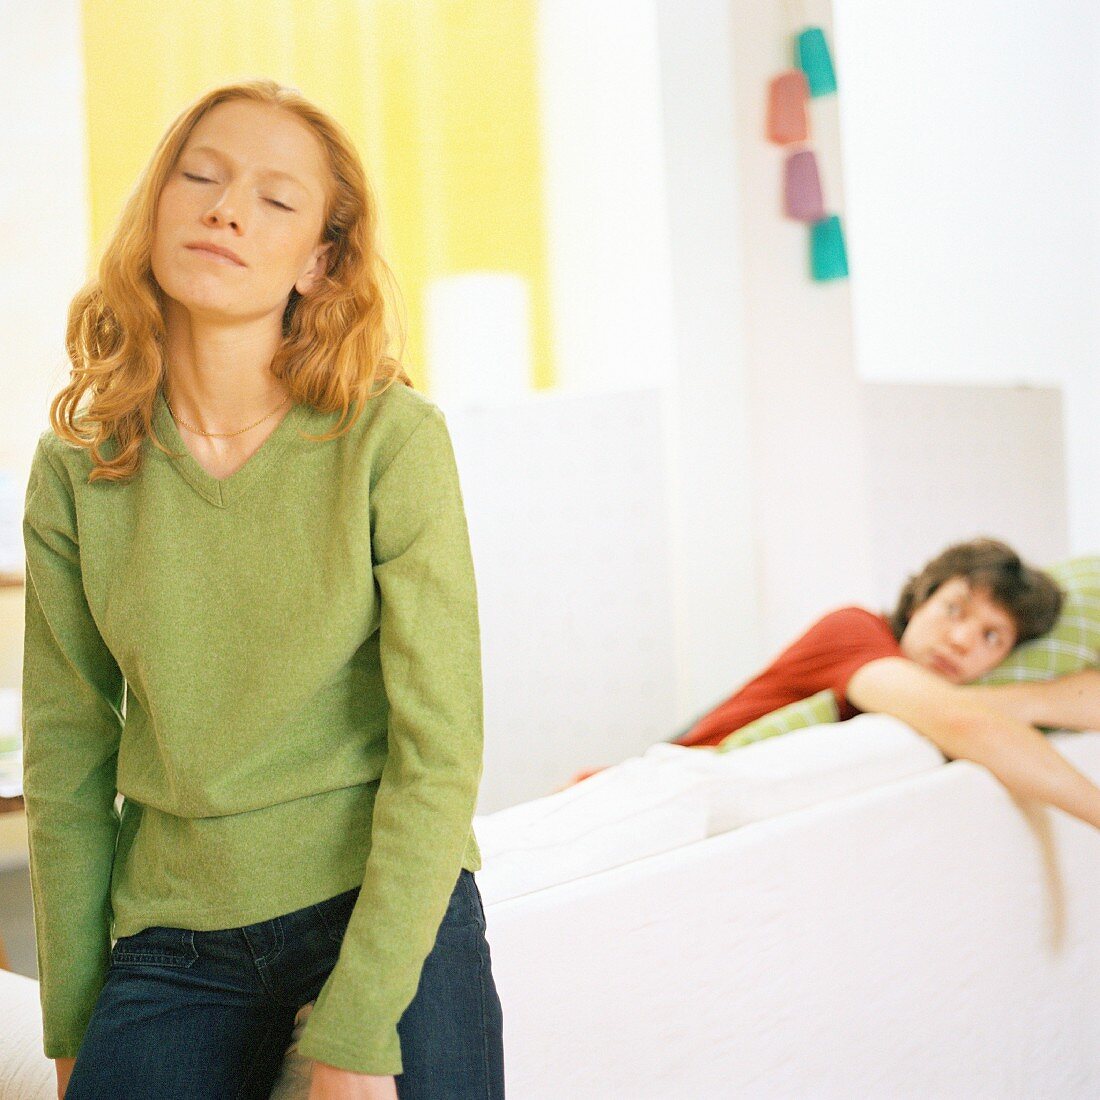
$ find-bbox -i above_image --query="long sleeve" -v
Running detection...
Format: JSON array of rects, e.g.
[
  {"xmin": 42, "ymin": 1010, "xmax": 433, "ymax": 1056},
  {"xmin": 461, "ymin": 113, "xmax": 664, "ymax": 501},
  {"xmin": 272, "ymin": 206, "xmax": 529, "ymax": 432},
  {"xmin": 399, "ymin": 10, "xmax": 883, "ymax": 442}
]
[
  {"xmin": 296, "ymin": 407, "xmax": 485, "ymax": 1076},
  {"xmin": 21, "ymin": 436, "xmax": 126, "ymax": 1058}
]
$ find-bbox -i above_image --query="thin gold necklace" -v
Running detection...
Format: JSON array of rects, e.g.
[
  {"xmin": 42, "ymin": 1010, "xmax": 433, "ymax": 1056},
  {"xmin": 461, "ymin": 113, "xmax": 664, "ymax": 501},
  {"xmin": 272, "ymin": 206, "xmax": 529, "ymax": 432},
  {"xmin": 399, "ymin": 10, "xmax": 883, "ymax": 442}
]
[{"xmin": 164, "ymin": 388, "xmax": 292, "ymax": 438}]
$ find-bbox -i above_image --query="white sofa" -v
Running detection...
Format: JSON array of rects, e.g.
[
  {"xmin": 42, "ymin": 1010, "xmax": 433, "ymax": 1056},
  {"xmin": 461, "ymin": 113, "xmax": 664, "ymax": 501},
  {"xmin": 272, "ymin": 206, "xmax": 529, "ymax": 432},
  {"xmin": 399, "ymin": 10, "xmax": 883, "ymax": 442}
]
[{"xmin": 3, "ymin": 716, "xmax": 1099, "ymax": 1099}]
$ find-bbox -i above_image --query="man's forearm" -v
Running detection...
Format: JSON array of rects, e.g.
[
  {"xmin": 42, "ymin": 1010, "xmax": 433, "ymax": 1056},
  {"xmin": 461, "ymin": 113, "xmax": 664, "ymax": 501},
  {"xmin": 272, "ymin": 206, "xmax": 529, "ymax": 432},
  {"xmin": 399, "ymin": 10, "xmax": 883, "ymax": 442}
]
[
  {"xmin": 964, "ymin": 669, "xmax": 1100, "ymax": 730},
  {"xmin": 847, "ymin": 658, "xmax": 1100, "ymax": 831},
  {"xmin": 948, "ymin": 709, "xmax": 1100, "ymax": 830}
]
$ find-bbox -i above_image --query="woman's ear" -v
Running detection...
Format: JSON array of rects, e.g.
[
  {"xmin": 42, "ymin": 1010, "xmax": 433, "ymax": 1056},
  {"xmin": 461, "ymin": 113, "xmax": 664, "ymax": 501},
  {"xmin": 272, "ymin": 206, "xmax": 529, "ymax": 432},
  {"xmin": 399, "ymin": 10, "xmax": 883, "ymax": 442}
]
[{"xmin": 295, "ymin": 242, "xmax": 333, "ymax": 296}]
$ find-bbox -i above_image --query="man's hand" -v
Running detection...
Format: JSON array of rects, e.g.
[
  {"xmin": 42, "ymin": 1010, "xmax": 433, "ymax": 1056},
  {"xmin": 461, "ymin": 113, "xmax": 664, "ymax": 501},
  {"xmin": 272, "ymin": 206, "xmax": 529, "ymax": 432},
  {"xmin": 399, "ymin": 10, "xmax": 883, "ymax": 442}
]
[
  {"xmin": 308, "ymin": 1060, "xmax": 398, "ymax": 1099},
  {"xmin": 55, "ymin": 1056, "xmax": 76, "ymax": 1099}
]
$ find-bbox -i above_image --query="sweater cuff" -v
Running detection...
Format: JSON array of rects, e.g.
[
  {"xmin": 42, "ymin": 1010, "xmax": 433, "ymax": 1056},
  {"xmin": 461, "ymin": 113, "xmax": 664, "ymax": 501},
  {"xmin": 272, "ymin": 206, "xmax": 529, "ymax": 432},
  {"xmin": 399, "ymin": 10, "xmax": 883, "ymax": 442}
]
[{"xmin": 296, "ymin": 1023, "xmax": 402, "ymax": 1077}]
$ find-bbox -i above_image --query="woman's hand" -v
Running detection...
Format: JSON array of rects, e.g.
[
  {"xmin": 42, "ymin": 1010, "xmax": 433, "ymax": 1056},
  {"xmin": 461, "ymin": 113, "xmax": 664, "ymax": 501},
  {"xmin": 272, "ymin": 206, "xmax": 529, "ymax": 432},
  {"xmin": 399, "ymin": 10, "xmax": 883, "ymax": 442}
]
[
  {"xmin": 308, "ymin": 1061, "xmax": 398, "ymax": 1099},
  {"xmin": 54, "ymin": 1056, "xmax": 76, "ymax": 1099}
]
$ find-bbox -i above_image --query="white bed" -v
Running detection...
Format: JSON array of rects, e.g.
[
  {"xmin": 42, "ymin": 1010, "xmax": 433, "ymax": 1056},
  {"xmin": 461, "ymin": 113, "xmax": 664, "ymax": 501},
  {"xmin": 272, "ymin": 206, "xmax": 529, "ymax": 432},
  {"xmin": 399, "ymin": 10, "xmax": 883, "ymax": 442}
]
[{"xmin": 3, "ymin": 717, "xmax": 1098, "ymax": 1099}]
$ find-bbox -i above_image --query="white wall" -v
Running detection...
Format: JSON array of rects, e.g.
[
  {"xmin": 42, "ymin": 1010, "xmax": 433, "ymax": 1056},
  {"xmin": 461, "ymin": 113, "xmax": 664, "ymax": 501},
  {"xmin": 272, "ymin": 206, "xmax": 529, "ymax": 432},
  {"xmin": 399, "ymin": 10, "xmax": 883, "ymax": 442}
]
[
  {"xmin": 538, "ymin": 0, "xmax": 765, "ymax": 729},
  {"xmin": 721, "ymin": 0, "xmax": 877, "ymax": 650},
  {"xmin": 0, "ymin": 0, "xmax": 88, "ymax": 690},
  {"xmin": 862, "ymin": 383, "xmax": 1070, "ymax": 609},
  {"xmin": 654, "ymin": 0, "xmax": 1088, "ymax": 652},
  {"xmin": 535, "ymin": 0, "xmax": 675, "ymax": 395},
  {"xmin": 650, "ymin": 0, "xmax": 765, "ymax": 720},
  {"xmin": 0, "ymin": 0, "xmax": 88, "ymax": 483},
  {"xmin": 832, "ymin": 0, "xmax": 1098, "ymax": 551},
  {"xmin": 445, "ymin": 389, "xmax": 680, "ymax": 808}
]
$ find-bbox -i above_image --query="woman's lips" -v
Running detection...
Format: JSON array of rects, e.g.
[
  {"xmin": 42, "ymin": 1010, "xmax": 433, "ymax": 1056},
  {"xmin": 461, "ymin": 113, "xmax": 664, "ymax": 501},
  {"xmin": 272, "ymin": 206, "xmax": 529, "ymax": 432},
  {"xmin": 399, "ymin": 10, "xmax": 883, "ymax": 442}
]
[{"xmin": 185, "ymin": 244, "xmax": 245, "ymax": 266}]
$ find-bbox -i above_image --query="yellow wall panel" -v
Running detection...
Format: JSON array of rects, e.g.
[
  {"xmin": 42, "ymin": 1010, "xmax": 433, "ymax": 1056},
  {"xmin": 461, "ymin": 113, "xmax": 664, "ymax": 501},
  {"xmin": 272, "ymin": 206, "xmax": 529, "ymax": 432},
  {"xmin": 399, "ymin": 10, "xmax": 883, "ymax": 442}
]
[{"xmin": 80, "ymin": 0, "xmax": 553, "ymax": 391}]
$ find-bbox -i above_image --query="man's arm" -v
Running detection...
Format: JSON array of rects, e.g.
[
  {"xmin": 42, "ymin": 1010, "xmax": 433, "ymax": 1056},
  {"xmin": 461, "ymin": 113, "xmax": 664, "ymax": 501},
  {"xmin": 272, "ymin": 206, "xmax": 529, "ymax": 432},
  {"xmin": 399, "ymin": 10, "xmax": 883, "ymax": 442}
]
[
  {"xmin": 961, "ymin": 669, "xmax": 1100, "ymax": 730},
  {"xmin": 847, "ymin": 657, "xmax": 1100, "ymax": 831}
]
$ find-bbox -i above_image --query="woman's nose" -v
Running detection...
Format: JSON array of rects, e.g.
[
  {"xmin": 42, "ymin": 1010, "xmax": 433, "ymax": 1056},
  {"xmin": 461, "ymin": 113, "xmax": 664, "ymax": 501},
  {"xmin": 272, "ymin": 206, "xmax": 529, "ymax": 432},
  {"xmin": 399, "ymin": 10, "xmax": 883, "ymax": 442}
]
[
  {"xmin": 203, "ymin": 189, "xmax": 241, "ymax": 229},
  {"xmin": 204, "ymin": 205, "xmax": 239, "ymax": 230}
]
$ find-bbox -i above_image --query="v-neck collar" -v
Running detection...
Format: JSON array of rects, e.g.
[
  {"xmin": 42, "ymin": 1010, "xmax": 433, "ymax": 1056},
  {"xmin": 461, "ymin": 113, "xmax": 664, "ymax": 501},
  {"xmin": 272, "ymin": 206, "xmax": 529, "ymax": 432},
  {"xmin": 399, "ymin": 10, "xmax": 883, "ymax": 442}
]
[{"xmin": 151, "ymin": 385, "xmax": 308, "ymax": 508}]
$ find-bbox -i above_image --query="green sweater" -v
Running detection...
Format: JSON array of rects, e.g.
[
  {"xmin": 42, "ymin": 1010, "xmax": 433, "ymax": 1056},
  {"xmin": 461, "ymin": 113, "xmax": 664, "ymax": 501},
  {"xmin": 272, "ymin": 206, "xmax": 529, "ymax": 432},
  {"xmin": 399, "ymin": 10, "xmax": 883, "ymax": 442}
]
[{"xmin": 21, "ymin": 380, "xmax": 484, "ymax": 1076}]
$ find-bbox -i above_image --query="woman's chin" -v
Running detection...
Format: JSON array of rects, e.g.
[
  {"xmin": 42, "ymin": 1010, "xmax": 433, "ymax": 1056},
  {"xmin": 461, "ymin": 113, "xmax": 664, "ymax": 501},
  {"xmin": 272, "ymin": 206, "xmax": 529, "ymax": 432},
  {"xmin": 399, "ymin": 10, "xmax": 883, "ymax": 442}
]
[{"xmin": 163, "ymin": 288, "xmax": 249, "ymax": 324}]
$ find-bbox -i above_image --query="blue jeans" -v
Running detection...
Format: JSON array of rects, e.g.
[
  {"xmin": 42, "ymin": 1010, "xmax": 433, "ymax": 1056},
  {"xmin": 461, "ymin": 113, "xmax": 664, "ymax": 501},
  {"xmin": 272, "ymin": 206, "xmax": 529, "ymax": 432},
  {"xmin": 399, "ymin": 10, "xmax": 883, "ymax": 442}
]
[{"xmin": 65, "ymin": 868, "xmax": 505, "ymax": 1099}]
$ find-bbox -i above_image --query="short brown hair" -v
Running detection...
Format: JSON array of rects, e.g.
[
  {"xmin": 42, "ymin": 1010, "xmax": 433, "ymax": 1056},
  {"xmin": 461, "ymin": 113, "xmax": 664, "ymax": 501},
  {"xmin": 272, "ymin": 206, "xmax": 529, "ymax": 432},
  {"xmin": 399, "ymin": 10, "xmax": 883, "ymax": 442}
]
[{"xmin": 889, "ymin": 538, "xmax": 1063, "ymax": 644}]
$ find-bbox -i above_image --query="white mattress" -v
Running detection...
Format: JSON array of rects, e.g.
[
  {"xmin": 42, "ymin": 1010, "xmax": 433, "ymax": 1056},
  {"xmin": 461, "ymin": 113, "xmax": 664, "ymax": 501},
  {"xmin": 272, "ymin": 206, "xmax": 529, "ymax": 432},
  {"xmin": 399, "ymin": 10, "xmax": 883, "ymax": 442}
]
[{"xmin": 482, "ymin": 732, "xmax": 1100, "ymax": 1098}]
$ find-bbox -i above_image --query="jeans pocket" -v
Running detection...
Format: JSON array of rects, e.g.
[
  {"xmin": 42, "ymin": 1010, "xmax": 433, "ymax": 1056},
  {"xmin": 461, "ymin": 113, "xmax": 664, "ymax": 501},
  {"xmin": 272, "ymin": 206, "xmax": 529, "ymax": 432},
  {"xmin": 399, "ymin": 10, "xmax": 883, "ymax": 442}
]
[{"xmin": 111, "ymin": 926, "xmax": 199, "ymax": 968}]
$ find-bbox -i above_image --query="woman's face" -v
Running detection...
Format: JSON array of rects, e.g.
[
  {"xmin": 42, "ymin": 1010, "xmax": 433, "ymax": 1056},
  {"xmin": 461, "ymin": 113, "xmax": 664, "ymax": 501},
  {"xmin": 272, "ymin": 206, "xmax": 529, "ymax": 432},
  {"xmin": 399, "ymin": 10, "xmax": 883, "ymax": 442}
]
[
  {"xmin": 898, "ymin": 576, "xmax": 1018, "ymax": 684},
  {"xmin": 151, "ymin": 99, "xmax": 333, "ymax": 327}
]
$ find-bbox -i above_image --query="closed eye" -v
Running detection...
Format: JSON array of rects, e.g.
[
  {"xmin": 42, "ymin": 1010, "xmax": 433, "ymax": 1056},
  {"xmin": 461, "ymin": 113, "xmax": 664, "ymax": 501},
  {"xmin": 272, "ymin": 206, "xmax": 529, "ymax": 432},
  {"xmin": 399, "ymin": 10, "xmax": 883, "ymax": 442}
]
[{"xmin": 182, "ymin": 173, "xmax": 294, "ymax": 211}]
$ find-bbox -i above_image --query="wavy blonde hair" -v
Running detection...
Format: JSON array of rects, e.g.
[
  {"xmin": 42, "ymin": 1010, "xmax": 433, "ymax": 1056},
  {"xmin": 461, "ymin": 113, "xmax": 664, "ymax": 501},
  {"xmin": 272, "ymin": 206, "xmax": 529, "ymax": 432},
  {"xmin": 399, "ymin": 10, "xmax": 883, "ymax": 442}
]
[{"xmin": 53, "ymin": 78, "xmax": 412, "ymax": 482}]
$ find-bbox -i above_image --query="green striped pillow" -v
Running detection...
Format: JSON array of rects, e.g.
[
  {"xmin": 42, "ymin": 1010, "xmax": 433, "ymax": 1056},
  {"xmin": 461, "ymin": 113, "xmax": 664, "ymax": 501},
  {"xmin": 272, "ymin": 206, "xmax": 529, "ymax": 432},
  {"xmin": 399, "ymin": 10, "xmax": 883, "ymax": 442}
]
[
  {"xmin": 976, "ymin": 555, "xmax": 1100, "ymax": 685},
  {"xmin": 715, "ymin": 689, "xmax": 840, "ymax": 753}
]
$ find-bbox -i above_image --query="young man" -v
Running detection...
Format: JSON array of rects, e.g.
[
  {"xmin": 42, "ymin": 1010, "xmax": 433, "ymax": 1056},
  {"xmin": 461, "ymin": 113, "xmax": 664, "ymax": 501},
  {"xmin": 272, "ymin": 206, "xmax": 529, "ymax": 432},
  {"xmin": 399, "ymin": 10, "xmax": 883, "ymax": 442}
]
[{"xmin": 569, "ymin": 539, "xmax": 1100, "ymax": 832}]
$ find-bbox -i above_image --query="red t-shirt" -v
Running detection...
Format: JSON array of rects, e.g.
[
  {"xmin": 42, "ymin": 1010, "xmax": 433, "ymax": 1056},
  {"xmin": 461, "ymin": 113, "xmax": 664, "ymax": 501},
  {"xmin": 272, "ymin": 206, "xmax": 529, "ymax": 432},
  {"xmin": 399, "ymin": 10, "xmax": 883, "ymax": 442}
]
[
  {"xmin": 672, "ymin": 606, "xmax": 903, "ymax": 749},
  {"xmin": 566, "ymin": 606, "xmax": 903, "ymax": 786}
]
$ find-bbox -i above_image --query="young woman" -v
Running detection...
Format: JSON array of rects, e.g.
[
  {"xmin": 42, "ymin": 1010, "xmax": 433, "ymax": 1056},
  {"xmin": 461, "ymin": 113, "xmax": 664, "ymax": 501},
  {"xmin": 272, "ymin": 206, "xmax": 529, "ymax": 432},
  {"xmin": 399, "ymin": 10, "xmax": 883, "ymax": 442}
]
[
  {"xmin": 568, "ymin": 539, "xmax": 1100, "ymax": 832},
  {"xmin": 22, "ymin": 80, "xmax": 504, "ymax": 1100}
]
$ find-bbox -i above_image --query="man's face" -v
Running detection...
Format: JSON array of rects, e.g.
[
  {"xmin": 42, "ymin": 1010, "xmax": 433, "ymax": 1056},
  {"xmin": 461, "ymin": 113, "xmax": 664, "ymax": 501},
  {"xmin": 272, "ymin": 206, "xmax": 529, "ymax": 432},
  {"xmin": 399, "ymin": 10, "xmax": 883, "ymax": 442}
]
[{"xmin": 899, "ymin": 576, "xmax": 1018, "ymax": 684}]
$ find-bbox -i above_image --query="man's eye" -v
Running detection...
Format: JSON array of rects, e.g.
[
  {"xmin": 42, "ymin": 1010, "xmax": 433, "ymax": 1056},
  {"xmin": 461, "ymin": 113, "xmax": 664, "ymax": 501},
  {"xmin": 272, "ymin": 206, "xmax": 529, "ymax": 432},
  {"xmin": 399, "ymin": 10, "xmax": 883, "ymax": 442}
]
[{"xmin": 985, "ymin": 630, "xmax": 1002, "ymax": 645}]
